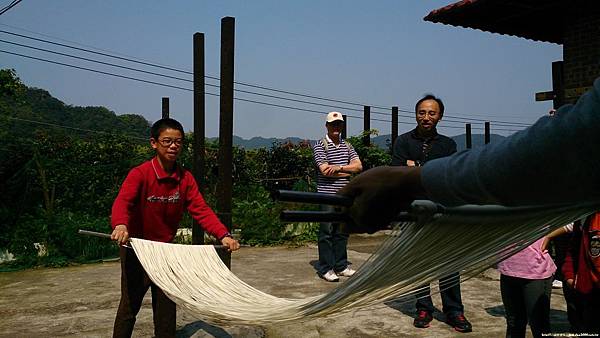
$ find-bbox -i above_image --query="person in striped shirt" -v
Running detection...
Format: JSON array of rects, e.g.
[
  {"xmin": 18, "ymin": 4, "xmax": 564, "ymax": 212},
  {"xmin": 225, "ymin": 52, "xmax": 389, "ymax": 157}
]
[{"xmin": 312, "ymin": 111, "xmax": 363, "ymax": 282}]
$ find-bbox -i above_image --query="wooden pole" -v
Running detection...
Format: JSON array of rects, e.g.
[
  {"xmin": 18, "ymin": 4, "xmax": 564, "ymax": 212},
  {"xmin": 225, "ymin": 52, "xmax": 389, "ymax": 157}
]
[
  {"xmin": 363, "ymin": 105, "xmax": 370, "ymax": 147},
  {"xmin": 391, "ymin": 106, "xmax": 398, "ymax": 148},
  {"xmin": 217, "ymin": 16, "xmax": 235, "ymax": 268},
  {"xmin": 465, "ymin": 123, "xmax": 472, "ymax": 149},
  {"xmin": 161, "ymin": 97, "xmax": 169, "ymax": 119},
  {"xmin": 484, "ymin": 122, "xmax": 490, "ymax": 145},
  {"xmin": 552, "ymin": 61, "xmax": 564, "ymax": 109},
  {"xmin": 342, "ymin": 114, "xmax": 347, "ymax": 139},
  {"xmin": 192, "ymin": 32, "xmax": 206, "ymax": 245}
]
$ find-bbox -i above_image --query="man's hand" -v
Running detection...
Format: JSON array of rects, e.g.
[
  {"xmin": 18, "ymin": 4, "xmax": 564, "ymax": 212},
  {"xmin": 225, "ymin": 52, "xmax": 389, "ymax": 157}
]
[
  {"xmin": 338, "ymin": 166, "xmax": 425, "ymax": 233},
  {"xmin": 111, "ymin": 224, "xmax": 129, "ymax": 245},
  {"xmin": 322, "ymin": 164, "xmax": 341, "ymax": 176},
  {"xmin": 221, "ymin": 236, "xmax": 240, "ymax": 251},
  {"xmin": 320, "ymin": 164, "xmax": 350, "ymax": 177}
]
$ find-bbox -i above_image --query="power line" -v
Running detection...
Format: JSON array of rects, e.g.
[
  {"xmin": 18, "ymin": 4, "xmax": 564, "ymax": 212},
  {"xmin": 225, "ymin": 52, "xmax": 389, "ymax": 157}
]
[
  {"xmin": 0, "ymin": 0, "xmax": 23, "ymax": 16},
  {"xmin": 0, "ymin": 27, "xmax": 535, "ymax": 126},
  {"xmin": 4, "ymin": 116, "xmax": 148, "ymax": 140},
  {"xmin": 0, "ymin": 38, "xmax": 388, "ymax": 118},
  {"xmin": 0, "ymin": 23, "xmax": 180, "ymax": 70},
  {"xmin": 1, "ymin": 37, "xmax": 530, "ymax": 128},
  {"xmin": 0, "ymin": 49, "xmax": 196, "ymax": 92},
  {"xmin": 0, "ymin": 49, "xmax": 526, "ymax": 133}
]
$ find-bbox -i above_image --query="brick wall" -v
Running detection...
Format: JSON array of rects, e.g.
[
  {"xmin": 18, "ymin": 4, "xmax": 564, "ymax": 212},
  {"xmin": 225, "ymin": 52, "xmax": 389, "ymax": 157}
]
[{"xmin": 563, "ymin": 9, "xmax": 600, "ymax": 104}]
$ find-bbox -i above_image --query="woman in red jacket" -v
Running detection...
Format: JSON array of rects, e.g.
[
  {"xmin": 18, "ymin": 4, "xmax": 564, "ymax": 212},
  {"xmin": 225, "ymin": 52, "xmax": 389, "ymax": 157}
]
[{"xmin": 562, "ymin": 213, "xmax": 600, "ymax": 334}]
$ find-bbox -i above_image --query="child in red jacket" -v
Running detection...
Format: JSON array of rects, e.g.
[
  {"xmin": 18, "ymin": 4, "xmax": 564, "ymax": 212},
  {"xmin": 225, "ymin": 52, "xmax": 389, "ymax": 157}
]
[
  {"xmin": 562, "ymin": 213, "xmax": 600, "ymax": 334},
  {"xmin": 110, "ymin": 118, "xmax": 239, "ymax": 338}
]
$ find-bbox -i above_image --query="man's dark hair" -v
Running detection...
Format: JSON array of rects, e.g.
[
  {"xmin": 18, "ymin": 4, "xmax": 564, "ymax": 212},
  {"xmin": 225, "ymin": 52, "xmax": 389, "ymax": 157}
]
[
  {"xmin": 150, "ymin": 118, "xmax": 185, "ymax": 139},
  {"xmin": 415, "ymin": 94, "xmax": 445, "ymax": 117}
]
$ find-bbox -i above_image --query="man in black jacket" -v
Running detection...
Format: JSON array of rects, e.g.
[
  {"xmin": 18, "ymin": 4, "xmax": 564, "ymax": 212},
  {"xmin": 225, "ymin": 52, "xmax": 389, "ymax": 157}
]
[{"xmin": 391, "ymin": 94, "xmax": 472, "ymax": 333}]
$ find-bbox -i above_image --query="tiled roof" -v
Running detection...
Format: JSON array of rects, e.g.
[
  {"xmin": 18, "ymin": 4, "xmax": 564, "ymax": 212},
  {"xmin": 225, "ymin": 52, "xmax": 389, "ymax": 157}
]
[{"xmin": 424, "ymin": 0, "xmax": 575, "ymax": 44}]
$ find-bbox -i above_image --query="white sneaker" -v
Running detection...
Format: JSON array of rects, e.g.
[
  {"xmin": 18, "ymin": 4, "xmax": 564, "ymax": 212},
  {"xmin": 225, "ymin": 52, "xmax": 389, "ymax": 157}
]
[
  {"xmin": 337, "ymin": 267, "xmax": 356, "ymax": 277},
  {"xmin": 321, "ymin": 270, "xmax": 339, "ymax": 282},
  {"xmin": 552, "ymin": 280, "xmax": 563, "ymax": 289}
]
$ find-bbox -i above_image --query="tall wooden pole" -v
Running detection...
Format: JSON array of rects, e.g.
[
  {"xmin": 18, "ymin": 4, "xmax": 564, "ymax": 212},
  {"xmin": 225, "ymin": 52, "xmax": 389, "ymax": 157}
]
[
  {"xmin": 363, "ymin": 105, "xmax": 370, "ymax": 147},
  {"xmin": 391, "ymin": 106, "xmax": 398, "ymax": 149},
  {"xmin": 342, "ymin": 114, "xmax": 347, "ymax": 139},
  {"xmin": 217, "ymin": 16, "xmax": 235, "ymax": 268},
  {"xmin": 484, "ymin": 122, "xmax": 491, "ymax": 145},
  {"xmin": 465, "ymin": 123, "xmax": 472, "ymax": 149},
  {"xmin": 552, "ymin": 61, "xmax": 564, "ymax": 109},
  {"xmin": 192, "ymin": 32, "xmax": 206, "ymax": 245},
  {"xmin": 161, "ymin": 97, "xmax": 169, "ymax": 119}
]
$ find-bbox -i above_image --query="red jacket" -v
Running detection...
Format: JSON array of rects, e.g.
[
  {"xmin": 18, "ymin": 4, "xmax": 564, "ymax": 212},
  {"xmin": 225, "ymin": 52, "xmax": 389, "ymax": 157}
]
[
  {"xmin": 111, "ymin": 157, "xmax": 229, "ymax": 243},
  {"xmin": 562, "ymin": 214, "xmax": 600, "ymax": 294}
]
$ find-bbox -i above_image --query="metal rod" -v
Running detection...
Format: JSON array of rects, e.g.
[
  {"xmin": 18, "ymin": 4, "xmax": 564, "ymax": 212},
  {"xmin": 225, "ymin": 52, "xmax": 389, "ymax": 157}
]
[
  {"xmin": 77, "ymin": 229, "xmax": 228, "ymax": 249},
  {"xmin": 78, "ymin": 229, "xmax": 111, "ymax": 239},
  {"xmin": 274, "ymin": 190, "xmax": 353, "ymax": 206}
]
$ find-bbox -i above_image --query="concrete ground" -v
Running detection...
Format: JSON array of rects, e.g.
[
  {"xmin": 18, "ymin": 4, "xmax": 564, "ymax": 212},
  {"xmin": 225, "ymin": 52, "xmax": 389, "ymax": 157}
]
[{"xmin": 0, "ymin": 232, "xmax": 570, "ymax": 337}]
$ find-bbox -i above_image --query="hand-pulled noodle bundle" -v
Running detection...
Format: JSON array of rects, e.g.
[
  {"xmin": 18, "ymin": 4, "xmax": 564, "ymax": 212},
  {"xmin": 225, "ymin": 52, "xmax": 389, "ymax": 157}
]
[{"xmin": 130, "ymin": 202, "xmax": 598, "ymax": 325}]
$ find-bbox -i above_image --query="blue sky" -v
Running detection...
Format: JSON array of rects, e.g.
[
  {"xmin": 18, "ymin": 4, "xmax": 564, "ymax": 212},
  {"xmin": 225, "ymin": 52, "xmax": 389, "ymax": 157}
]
[{"xmin": 0, "ymin": 0, "xmax": 562, "ymax": 139}]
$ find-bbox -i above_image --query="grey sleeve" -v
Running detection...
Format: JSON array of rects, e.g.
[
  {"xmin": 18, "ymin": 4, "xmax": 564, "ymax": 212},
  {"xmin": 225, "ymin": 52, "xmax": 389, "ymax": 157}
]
[{"xmin": 422, "ymin": 78, "xmax": 600, "ymax": 207}]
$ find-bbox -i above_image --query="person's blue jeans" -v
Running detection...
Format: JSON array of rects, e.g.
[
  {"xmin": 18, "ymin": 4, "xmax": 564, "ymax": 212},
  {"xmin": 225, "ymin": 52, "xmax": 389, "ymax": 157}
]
[
  {"xmin": 317, "ymin": 205, "xmax": 350, "ymax": 275},
  {"xmin": 415, "ymin": 272, "xmax": 464, "ymax": 316}
]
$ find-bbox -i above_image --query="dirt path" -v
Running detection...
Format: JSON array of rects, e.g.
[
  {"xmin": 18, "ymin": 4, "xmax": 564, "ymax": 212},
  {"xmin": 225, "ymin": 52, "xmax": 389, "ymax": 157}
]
[{"xmin": 0, "ymin": 234, "xmax": 570, "ymax": 337}]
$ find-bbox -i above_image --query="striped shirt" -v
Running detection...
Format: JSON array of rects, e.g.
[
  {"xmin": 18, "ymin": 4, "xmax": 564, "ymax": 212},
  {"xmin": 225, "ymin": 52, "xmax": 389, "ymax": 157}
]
[{"xmin": 312, "ymin": 135, "xmax": 359, "ymax": 194}]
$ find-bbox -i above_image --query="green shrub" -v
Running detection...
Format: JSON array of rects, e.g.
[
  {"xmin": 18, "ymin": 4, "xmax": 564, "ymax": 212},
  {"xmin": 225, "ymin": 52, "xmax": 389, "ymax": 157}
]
[
  {"xmin": 233, "ymin": 184, "xmax": 283, "ymax": 245},
  {"xmin": 4, "ymin": 210, "xmax": 117, "ymax": 269}
]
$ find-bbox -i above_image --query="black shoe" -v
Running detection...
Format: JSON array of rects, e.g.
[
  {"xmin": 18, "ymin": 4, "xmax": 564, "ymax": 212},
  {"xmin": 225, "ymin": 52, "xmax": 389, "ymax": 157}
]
[
  {"xmin": 446, "ymin": 313, "xmax": 472, "ymax": 333},
  {"xmin": 413, "ymin": 310, "xmax": 433, "ymax": 328}
]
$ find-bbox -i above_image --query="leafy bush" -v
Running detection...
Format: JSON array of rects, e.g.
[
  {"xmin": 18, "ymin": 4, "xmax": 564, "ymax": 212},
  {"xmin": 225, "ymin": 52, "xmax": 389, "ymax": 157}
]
[
  {"xmin": 233, "ymin": 184, "xmax": 284, "ymax": 245},
  {"xmin": 5, "ymin": 210, "xmax": 117, "ymax": 269},
  {"xmin": 347, "ymin": 130, "xmax": 391, "ymax": 170},
  {"xmin": 1, "ymin": 92, "xmax": 393, "ymax": 266}
]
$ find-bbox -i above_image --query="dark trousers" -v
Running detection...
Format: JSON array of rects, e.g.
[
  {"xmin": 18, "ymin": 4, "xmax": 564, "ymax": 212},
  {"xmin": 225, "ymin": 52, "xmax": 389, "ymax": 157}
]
[
  {"xmin": 563, "ymin": 283, "xmax": 583, "ymax": 333},
  {"xmin": 577, "ymin": 289, "xmax": 600, "ymax": 334},
  {"xmin": 317, "ymin": 206, "xmax": 349, "ymax": 275},
  {"xmin": 415, "ymin": 272, "xmax": 464, "ymax": 316},
  {"xmin": 500, "ymin": 274, "xmax": 552, "ymax": 338},
  {"xmin": 113, "ymin": 247, "xmax": 176, "ymax": 338}
]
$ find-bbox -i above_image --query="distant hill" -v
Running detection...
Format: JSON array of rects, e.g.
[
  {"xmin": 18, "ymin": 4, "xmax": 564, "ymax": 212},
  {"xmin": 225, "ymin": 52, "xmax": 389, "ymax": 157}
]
[
  {"xmin": 1, "ymin": 70, "xmax": 507, "ymax": 150},
  {"xmin": 371, "ymin": 133, "xmax": 506, "ymax": 151},
  {"xmin": 1, "ymin": 82, "xmax": 151, "ymax": 140},
  {"xmin": 223, "ymin": 133, "xmax": 506, "ymax": 151},
  {"xmin": 208, "ymin": 136, "xmax": 310, "ymax": 149}
]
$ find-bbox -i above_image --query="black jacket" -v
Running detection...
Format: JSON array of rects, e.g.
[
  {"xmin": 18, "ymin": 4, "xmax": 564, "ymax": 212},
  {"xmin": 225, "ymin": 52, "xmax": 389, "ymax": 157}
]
[{"xmin": 391, "ymin": 128, "xmax": 456, "ymax": 166}]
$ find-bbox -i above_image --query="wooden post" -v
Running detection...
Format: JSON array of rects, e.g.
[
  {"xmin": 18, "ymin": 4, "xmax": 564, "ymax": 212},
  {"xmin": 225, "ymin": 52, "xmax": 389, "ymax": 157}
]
[
  {"xmin": 552, "ymin": 61, "xmax": 564, "ymax": 109},
  {"xmin": 161, "ymin": 97, "xmax": 169, "ymax": 119},
  {"xmin": 363, "ymin": 105, "xmax": 370, "ymax": 147},
  {"xmin": 484, "ymin": 122, "xmax": 490, "ymax": 144},
  {"xmin": 217, "ymin": 16, "xmax": 235, "ymax": 268},
  {"xmin": 465, "ymin": 123, "xmax": 472, "ymax": 149},
  {"xmin": 391, "ymin": 106, "xmax": 398, "ymax": 148},
  {"xmin": 342, "ymin": 114, "xmax": 347, "ymax": 139},
  {"xmin": 192, "ymin": 32, "xmax": 206, "ymax": 245}
]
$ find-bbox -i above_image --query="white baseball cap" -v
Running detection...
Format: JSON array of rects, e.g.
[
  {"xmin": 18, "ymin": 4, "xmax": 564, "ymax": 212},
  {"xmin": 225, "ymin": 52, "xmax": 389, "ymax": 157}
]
[{"xmin": 326, "ymin": 111, "xmax": 344, "ymax": 123}]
